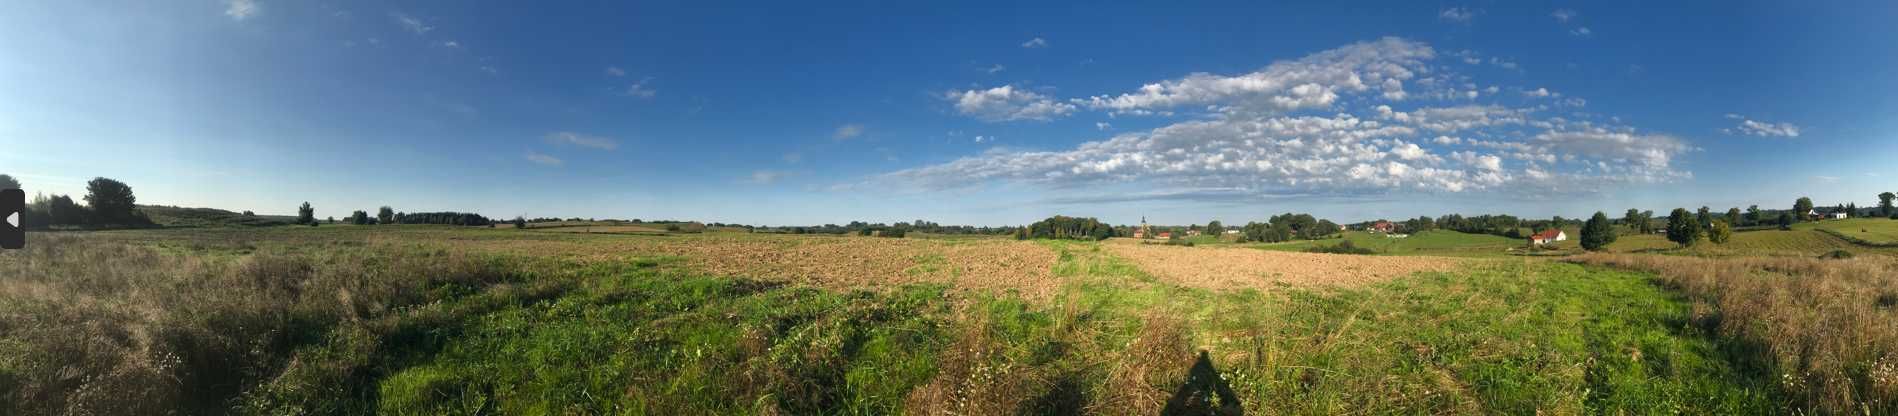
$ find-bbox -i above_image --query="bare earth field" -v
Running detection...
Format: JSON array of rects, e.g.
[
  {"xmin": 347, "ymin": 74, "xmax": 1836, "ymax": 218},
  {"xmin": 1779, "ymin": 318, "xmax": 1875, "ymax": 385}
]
[{"xmin": 1105, "ymin": 240, "xmax": 1465, "ymax": 291}]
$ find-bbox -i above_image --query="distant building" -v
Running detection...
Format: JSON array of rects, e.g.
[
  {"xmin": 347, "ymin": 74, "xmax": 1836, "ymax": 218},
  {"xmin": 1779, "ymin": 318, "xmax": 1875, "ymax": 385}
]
[
  {"xmin": 1830, "ymin": 212, "xmax": 1849, "ymax": 220},
  {"xmin": 1185, "ymin": 229, "xmax": 1201, "ymax": 237},
  {"xmin": 1371, "ymin": 220, "xmax": 1395, "ymax": 233},
  {"xmin": 1157, "ymin": 231, "xmax": 1173, "ymax": 239},
  {"xmin": 1224, "ymin": 229, "xmax": 1241, "ymax": 235},
  {"xmin": 1529, "ymin": 229, "xmax": 1567, "ymax": 246}
]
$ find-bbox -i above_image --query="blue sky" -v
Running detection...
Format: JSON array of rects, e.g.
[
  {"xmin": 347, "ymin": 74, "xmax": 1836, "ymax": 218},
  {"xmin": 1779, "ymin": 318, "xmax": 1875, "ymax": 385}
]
[{"xmin": 2, "ymin": 1, "xmax": 1894, "ymax": 226}]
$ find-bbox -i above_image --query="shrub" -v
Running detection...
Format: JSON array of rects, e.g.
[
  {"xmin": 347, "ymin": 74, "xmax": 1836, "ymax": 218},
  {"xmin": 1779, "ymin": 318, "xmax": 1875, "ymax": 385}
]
[
  {"xmin": 1306, "ymin": 240, "xmax": 1375, "ymax": 255},
  {"xmin": 1819, "ymin": 249, "xmax": 1854, "ymax": 259}
]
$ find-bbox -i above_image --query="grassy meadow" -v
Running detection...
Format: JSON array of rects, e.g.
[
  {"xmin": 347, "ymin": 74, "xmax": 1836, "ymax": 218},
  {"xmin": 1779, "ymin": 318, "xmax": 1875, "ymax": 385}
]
[{"xmin": 2, "ymin": 220, "xmax": 1895, "ymax": 414}]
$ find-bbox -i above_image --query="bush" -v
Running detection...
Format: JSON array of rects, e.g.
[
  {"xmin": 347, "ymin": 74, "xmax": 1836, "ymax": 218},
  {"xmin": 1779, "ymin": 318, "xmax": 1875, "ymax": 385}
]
[
  {"xmin": 1306, "ymin": 240, "xmax": 1375, "ymax": 255},
  {"xmin": 1819, "ymin": 250, "xmax": 1854, "ymax": 259}
]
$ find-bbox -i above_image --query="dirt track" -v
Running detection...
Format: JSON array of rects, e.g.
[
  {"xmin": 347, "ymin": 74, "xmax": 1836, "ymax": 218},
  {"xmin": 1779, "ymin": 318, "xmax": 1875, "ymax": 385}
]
[{"xmin": 1105, "ymin": 242, "xmax": 1463, "ymax": 291}]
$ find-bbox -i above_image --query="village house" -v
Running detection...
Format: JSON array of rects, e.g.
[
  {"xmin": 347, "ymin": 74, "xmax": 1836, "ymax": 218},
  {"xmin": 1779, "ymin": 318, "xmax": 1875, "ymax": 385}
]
[
  {"xmin": 1529, "ymin": 229, "xmax": 1567, "ymax": 246},
  {"xmin": 1371, "ymin": 220, "xmax": 1395, "ymax": 233}
]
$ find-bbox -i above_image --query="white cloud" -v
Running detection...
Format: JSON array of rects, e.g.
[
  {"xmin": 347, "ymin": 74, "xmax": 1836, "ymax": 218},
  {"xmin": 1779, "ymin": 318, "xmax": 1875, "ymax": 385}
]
[
  {"xmin": 1551, "ymin": 9, "xmax": 1577, "ymax": 23},
  {"xmin": 1724, "ymin": 114, "xmax": 1801, "ymax": 138},
  {"xmin": 392, "ymin": 12, "xmax": 433, "ymax": 34},
  {"xmin": 605, "ymin": 67, "xmax": 626, "ymax": 77},
  {"xmin": 1095, "ymin": 122, "xmax": 1112, "ymax": 131},
  {"xmin": 224, "ymin": 0, "xmax": 258, "ymax": 20},
  {"xmin": 782, "ymin": 152, "xmax": 803, "ymax": 163},
  {"xmin": 1080, "ymin": 37, "xmax": 1433, "ymax": 116},
  {"xmin": 439, "ymin": 40, "xmax": 461, "ymax": 48},
  {"xmin": 1021, "ymin": 37, "xmax": 1048, "ymax": 48},
  {"xmin": 947, "ymin": 85, "xmax": 1077, "ymax": 122},
  {"xmin": 986, "ymin": 64, "xmax": 1006, "ymax": 74},
  {"xmin": 745, "ymin": 170, "xmax": 792, "ymax": 184},
  {"xmin": 543, "ymin": 131, "xmax": 618, "ymax": 150},
  {"xmin": 974, "ymin": 135, "xmax": 995, "ymax": 143},
  {"xmin": 1439, "ymin": 7, "xmax": 1479, "ymax": 24},
  {"xmin": 480, "ymin": 66, "xmax": 498, "ymax": 75},
  {"xmin": 1571, "ymin": 27, "xmax": 1593, "ymax": 37},
  {"xmin": 857, "ymin": 37, "xmax": 1691, "ymax": 199},
  {"xmin": 625, "ymin": 77, "xmax": 656, "ymax": 98},
  {"xmin": 525, "ymin": 152, "xmax": 563, "ymax": 166},
  {"xmin": 1489, "ymin": 57, "xmax": 1518, "ymax": 70},
  {"xmin": 833, "ymin": 123, "xmax": 865, "ymax": 140},
  {"xmin": 1523, "ymin": 87, "xmax": 1557, "ymax": 98}
]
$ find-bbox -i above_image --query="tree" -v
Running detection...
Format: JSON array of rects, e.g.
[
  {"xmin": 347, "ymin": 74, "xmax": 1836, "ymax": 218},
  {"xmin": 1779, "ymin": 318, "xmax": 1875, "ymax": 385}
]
[
  {"xmin": 297, "ymin": 202, "xmax": 315, "ymax": 225},
  {"xmin": 377, "ymin": 206, "xmax": 395, "ymax": 224},
  {"xmin": 1746, "ymin": 205, "xmax": 1762, "ymax": 226},
  {"xmin": 1640, "ymin": 210, "xmax": 1655, "ymax": 234},
  {"xmin": 242, "ymin": 210, "xmax": 255, "ymax": 217},
  {"xmin": 1777, "ymin": 212, "xmax": 1794, "ymax": 230},
  {"xmin": 512, "ymin": 216, "xmax": 527, "ymax": 229},
  {"xmin": 1880, "ymin": 192, "xmax": 1896, "ymax": 218},
  {"xmin": 1696, "ymin": 206, "xmax": 1712, "ymax": 231},
  {"xmin": 42, "ymin": 194, "xmax": 87, "ymax": 226},
  {"xmin": 1794, "ymin": 197, "xmax": 1814, "ymax": 222},
  {"xmin": 1725, "ymin": 207, "xmax": 1741, "ymax": 227},
  {"xmin": 1666, "ymin": 208, "xmax": 1700, "ymax": 247},
  {"xmin": 0, "ymin": 174, "xmax": 18, "ymax": 190},
  {"xmin": 84, "ymin": 177, "xmax": 141, "ymax": 224},
  {"xmin": 1205, "ymin": 220, "xmax": 1224, "ymax": 236},
  {"xmin": 1708, "ymin": 220, "xmax": 1733, "ymax": 244},
  {"xmin": 1623, "ymin": 208, "xmax": 1642, "ymax": 231},
  {"xmin": 1580, "ymin": 212, "xmax": 1616, "ymax": 251},
  {"xmin": 349, "ymin": 210, "xmax": 371, "ymax": 225}
]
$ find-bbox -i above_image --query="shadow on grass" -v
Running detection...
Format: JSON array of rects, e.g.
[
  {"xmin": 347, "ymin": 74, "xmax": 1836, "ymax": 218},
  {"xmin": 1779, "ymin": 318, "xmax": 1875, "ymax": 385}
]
[{"xmin": 1161, "ymin": 351, "xmax": 1243, "ymax": 416}]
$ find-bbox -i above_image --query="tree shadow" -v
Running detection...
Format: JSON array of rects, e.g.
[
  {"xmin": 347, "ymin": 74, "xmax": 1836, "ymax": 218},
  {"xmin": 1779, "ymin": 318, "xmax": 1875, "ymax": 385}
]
[{"xmin": 1161, "ymin": 351, "xmax": 1244, "ymax": 416}]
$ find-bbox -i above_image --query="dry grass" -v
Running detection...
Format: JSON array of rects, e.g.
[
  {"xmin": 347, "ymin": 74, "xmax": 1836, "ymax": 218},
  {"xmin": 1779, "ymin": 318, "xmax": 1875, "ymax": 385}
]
[
  {"xmin": 903, "ymin": 311, "xmax": 1044, "ymax": 415},
  {"xmin": 1105, "ymin": 242, "xmax": 1465, "ymax": 291},
  {"xmin": 0, "ymin": 233, "xmax": 518, "ymax": 415},
  {"xmin": 466, "ymin": 234, "xmax": 1064, "ymax": 299},
  {"xmin": 1568, "ymin": 253, "xmax": 1898, "ymax": 414},
  {"xmin": 1092, "ymin": 311, "xmax": 1195, "ymax": 415}
]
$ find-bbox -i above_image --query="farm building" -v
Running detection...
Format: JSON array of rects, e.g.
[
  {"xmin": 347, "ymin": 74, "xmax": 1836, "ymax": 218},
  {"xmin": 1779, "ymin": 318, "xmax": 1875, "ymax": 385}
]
[
  {"xmin": 1371, "ymin": 220, "xmax": 1395, "ymax": 233},
  {"xmin": 1528, "ymin": 229, "xmax": 1567, "ymax": 246}
]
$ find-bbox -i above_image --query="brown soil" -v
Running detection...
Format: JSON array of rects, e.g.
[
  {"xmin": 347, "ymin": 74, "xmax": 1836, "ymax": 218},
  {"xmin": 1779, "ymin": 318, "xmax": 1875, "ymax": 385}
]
[{"xmin": 1105, "ymin": 243, "xmax": 1464, "ymax": 291}]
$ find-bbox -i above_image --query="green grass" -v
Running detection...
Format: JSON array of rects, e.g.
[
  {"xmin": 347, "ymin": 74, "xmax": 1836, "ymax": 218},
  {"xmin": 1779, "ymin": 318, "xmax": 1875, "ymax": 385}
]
[
  {"xmin": 3, "ymin": 228, "xmax": 1800, "ymax": 413},
  {"xmin": 1249, "ymin": 230, "xmax": 1523, "ymax": 257},
  {"xmin": 1803, "ymin": 217, "xmax": 1898, "ymax": 245}
]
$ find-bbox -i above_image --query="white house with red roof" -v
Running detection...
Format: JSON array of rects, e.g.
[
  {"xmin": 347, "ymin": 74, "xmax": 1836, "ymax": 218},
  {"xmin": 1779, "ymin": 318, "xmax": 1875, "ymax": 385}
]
[{"xmin": 1529, "ymin": 229, "xmax": 1567, "ymax": 246}]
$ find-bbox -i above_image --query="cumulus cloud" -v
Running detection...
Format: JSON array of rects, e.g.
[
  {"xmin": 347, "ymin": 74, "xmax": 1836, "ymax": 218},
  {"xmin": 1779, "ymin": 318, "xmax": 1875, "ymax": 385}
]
[
  {"xmin": 524, "ymin": 152, "xmax": 563, "ymax": 166},
  {"xmin": 1021, "ymin": 37, "xmax": 1048, "ymax": 48},
  {"xmin": 1723, "ymin": 114, "xmax": 1801, "ymax": 138},
  {"xmin": 854, "ymin": 37, "xmax": 1693, "ymax": 200},
  {"xmin": 1079, "ymin": 37, "xmax": 1433, "ymax": 116},
  {"xmin": 624, "ymin": 77, "xmax": 656, "ymax": 98},
  {"xmin": 1439, "ymin": 7, "xmax": 1479, "ymax": 24},
  {"xmin": 225, "ymin": 0, "xmax": 258, "ymax": 20},
  {"xmin": 833, "ymin": 123, "xmax": 865, "ymax": 140},
  {"xmin": 392, "ymin": 12, "xmax": 432, "ymax": 34},
  {"xmin": 948, "ymin": 85, "xmax": 1077, "ymax": 122},
  {"xmin": 543, "ymin": 131, "xmax": 618, "ymax": 150},
  {"xmin": 1551, "ymin": 9, "xmax": 1577, "ymax": 22}
]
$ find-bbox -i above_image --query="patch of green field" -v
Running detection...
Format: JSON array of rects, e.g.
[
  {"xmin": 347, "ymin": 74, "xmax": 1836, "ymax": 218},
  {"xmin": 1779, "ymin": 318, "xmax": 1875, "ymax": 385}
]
[
  {"xmin": 1606, "ymin": 227, "xmax": 1897, "ymax": 257},
  {"xmin": 1802, "ymin": 217, "xmax": 1898, "ymax": 245},
  {"xmin": 1250, "ymin": 230, "xmax": 1523, "ymax": 257}
]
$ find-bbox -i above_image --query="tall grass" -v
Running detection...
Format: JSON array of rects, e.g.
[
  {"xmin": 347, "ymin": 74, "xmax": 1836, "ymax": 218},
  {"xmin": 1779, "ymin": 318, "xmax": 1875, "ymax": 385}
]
[
  {"xmin": 1569, "ymin": 253, "xmax": 1898, "ymax": 414},
  {"xmin": 0, "ymin": 233, "xmax": 522, "ymax": 414}
]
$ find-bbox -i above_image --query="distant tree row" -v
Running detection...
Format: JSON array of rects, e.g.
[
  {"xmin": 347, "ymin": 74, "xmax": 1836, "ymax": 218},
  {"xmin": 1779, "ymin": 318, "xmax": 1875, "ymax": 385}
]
[
  {"xmin": 1016, "ymin": 215, "xmax": 1115, "ymax": 241},
  {"xmin": 1, "ymin": 175, "xmax": 154, "ymax": 229},
  {"xmin": 1237, "ymin": 213, "xmax": 1340, "ymax": 243}
]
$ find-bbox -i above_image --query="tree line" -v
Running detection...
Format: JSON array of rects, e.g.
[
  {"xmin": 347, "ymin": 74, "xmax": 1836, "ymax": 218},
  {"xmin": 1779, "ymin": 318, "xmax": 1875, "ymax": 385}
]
[{"xmin": 1, "ymin": 175, "xmax": 153, "ymax": 229}]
